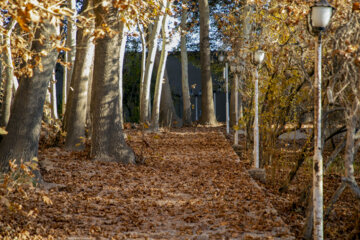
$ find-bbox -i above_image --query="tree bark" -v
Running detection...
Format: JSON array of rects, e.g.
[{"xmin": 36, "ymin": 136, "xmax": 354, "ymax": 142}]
[
  {"xmin": 0, "ymin": 19, "xmax": 16, "ymax": 127},
  {"xmin": 65, "ymin": 0, "xmax": 94, "ymax": 150},
  {"xmin": 0, "ymin": 21, "xmax": 59, "ymax": 183},
  {"xmin": 140, "ymin": 2, "xmax": 165, "ymax": 123},
  {"xmin": 160, "ymin": 70, "xmax": 182, "ymax": 128},
  {"xmin": 91, "ymin": 1, "xmax": 135, "ymax": 163},
  {"xmin": 151, "ymin": 1, "xmax": 171, "ymax": 131},
  {"xmin": 50, "ymin": 70, "xmax": 59, "ymax": 120},
  {"xmin": 180, "ymin": 8, "xmax": 192, "ymax": 126},
  {"xmin": 199, "ymin": 0, "xmax": 216, "ymax": 125},
  {"xmin": 119, "ymin": 22, "xmax": 127, "ymax": 126}
]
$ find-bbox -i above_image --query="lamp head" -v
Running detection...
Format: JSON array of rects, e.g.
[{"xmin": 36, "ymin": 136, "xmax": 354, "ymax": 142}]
[
  {"xmin": 254, "ymin": 50, "xmax": 265, "ymax": 65},
  {"xmin": 219, "ymin": 54, "xmax": 225, "ymax": 62},
  {"xmin": 310, "ymin": 0, "xmax": 335, "ymax": 32}
]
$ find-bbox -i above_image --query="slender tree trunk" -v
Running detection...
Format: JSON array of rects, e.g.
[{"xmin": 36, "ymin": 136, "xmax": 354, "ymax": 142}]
[
  {"xmin": 0, "ymin": 20, "xmax": 16, "ymax": 127},
  {"xmin": 138, "ymin": 23, "xmax": 147, "ymax": 119},
  {"xmin": 118, "ymin": 22, "xmax": 127, "ymax": 126},
  {"xmin": 199, "ymin": 0, "xmax": 216, "ymax": 125},
  {"xmin": 151, "ymin": 1, "xmax": 171, "ymax": 130},
  {"xmin": 0, "ymin": 21, "xmax": 59, "ymax": 183},
  {"xmin": 344, "ymin": 99, "xmax": 360, "ymax": 182},
  {"xmin": 140, "ymin": 2, "xmax": 165, "ymax": 123},
  {"xmin": 91, "ymin": 1, "xmax": 135, "ymax": 163},
  {"xmin": 62, "ymin": 0, "xmax": 77, "ymax": 116},
  {"xmin": 65, "ymin": 0, "xmax": 94, "ymax": 150},
  {"xmin": 180, "ymin": 8, "xmax": 192, "ymax": 126},
  {"xmin": 50, "ymin": 70, "xmax": 59, "ymax": 120},
  {"xmin": 65, "ymin": 0, "xmax": 77, "ymax": 96}
]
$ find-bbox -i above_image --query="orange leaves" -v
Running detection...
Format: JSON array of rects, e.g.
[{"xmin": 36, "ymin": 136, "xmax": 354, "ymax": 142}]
[{"xmin": 353, "ymin": 2, "xmax": 360, "ymax": 12}]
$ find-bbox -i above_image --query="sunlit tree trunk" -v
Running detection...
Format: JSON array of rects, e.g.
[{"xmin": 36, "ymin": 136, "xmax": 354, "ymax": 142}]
[
  {"xmin": 0, "ymin": 21, "xmax": 59, "ymax": 183},
  {"xmin": 0, "ymin": 19, "xmax": 16, "ymax": 127},
  {"xmin": 91, "ymin": 1, "xmax": 135, "ymax": 163},
  {"xmin": 180, "ymin": 8, "xmax": 192, "ymax": 126},
  {"xmin": 199, "ymin": 0, "xmax": 216, "ymax": 125},
  {"xmin": 140, "ymin": 2, "xmax": 165, "ymax": 123},
  {"xmin": 50, "ymin": 70, "xmax": 59, "ymax": 120},
  {"xmin": 151, "ymin": 0, "xmax": 171, "ymax": 131},
  {"xmin": 62, "ymin": 0, "xmax": 77, "ymax": 115},
  {"xmin": 138, "ymin": 23, "xmax": 147, "ymax": 120},
  {"xmin": 118, "ymin": 22, "xmax": 127, "ymax": 126},
  {"xmin": 65, "ymin": 0, "xmax": 94, "ymax": 150}
]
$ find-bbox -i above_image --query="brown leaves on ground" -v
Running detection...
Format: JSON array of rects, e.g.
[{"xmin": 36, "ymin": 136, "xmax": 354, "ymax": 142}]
[{"xmin": 1, "ymin": 128, "xmax": 294, "ymax": 239}]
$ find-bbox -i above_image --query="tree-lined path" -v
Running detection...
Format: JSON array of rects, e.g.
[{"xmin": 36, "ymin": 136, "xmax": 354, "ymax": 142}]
[{"xmin": 2, "ymin": 129, "xmax": 294, "ymax": 239}]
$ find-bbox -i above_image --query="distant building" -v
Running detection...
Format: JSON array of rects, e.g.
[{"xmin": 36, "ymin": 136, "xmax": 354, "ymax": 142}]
[{"xmin": 166, "ymin": 54, "xmax": 227, "ymax": 122}]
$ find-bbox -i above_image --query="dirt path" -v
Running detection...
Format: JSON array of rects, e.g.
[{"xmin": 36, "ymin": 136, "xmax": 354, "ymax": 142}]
[{"xmin": 9, "ymin": 130, "xmax": 295, "ymax": 239}]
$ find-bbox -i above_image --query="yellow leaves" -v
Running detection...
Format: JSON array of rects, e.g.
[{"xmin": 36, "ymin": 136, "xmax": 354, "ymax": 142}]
[
  {"xmin": 0, "ymin": 127, "xmax": 8, "ymax": 135},
  {"xmin": 42, "ymin": 195, "xmax": 53, "ymax": 205}
]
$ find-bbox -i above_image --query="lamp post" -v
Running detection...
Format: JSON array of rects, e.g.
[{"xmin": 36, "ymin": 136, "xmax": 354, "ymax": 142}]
[
  {"xmin": 309, "ymin": 1, "xmax": 335, "ymax": 239},
  {"xmin": 219, "ymin": 54, "xmax": 229, "ymax": 134},
  {"xmin": 253, "ymin": 49, "xmax": 265, "ymax": 169}
]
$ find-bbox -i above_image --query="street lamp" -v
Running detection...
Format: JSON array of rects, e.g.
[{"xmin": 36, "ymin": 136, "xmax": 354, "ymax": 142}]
[
  {"xmin": 253, "ymin": 49, "xmax": 265, "ymax": 169},
  {"xmin": 309, "ymin": 1, "xmax": 335, "ymax": 239},
  {"xmin": 219, "ymin": 53, "xmax": 229, "ymax": 134}
]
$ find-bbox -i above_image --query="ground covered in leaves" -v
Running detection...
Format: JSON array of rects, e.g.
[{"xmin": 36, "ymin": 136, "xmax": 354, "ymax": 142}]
[{"xmin": 0, "ymin": 128, "xmax": 295, "ymax": 239}]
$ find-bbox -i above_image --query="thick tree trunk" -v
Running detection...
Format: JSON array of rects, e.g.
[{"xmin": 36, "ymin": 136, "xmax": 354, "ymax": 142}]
[
  {"xmin": 160, "ymin": 70, "xmax": 182, "ymax": 128},
  {"xmin": 65, "ymin": 0, "xmax": 94, "ymax": 150},
  {"xmin": 140, "ymin": 2, "xmax": 165, "ymax": 123},
  {"xmin": 0, "ymin": 21, "xmax": 59, "ymax": 182},
  {"xmin": 151, "ymin": 2, "xmax": 171, "ymax": 131},
  {"xmin": 180, "ymin": 8, "xmax": 192, "ymax": 126},
  {"xmin": 91, "ymin": 1, "xmax": 135, "ymax": 163},
  {"xmin": 0, "ymin": 20, "xmax": 16, "ymax": 127},
  {"xmin": 118, "ymin": 22, "xmax": 127, "ymax": 127},
  {"xmin": 199, "ymin": 0, "xmax": 216, "ymax": 125}
]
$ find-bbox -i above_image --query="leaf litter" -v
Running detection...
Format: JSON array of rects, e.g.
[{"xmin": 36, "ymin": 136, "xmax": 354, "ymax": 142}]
[{"xmin": 1, "ymin": 128, "xmax": 295, "ymax": 239}]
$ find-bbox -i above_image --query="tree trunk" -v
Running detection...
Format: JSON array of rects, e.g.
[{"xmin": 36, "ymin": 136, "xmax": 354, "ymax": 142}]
[
  {"xmin": 160, "ymin": 70, "xmax": 182, "ymax": 128},
  {"xmin": 199, "ymin": 0, "xmax": 216, "ymax": 125},
  {"xmin": 50, "ymin": 70, "xmax": 59, "ymax": 120},
  {"xmin": 140, "ymin": 3, "xmax": 165, "ymax": 123},
  {"xmin": 91, "ymin": 1, "xmax": 135, "ymax": 163},
  {"xmin": 65, "ymin": 0, "xmax": 77, "ymax": 96},
  {"xmin": 180, "ymin": 8, "xmax": 192, "ymax": 126},
  {"xmin": 138, "ymin": 23, "xmax": 147, "ymax": 122},
  {"xmin": 0, "ymin": 21, "xmax": 59, "ymax": 183},
  {"xmin": 118, "ymin": 22, "xmax": 127, "ymax": 127},
  {"xmin": 344, "ymin": 99, "xmax": 360, "ymax": 182},
  {"xmin": 0, "ymin": 20, "xmax": 16, "ymax": 127},
  {"xmin": 65, "ymin": 0, "xmax": 94, "ymax": 150},
  {"xmin": 151, "ymin": 1, "xmax": 171, "ymax": 131}
]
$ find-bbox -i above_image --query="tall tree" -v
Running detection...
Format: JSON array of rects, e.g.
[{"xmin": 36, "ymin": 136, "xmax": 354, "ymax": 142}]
[
  {"xmin": 199, "ymin": 0, "xmax": 216, "ymax": 125},
  {"xmin": 139, "ymin": 2, "xmax": 165, "ymax": 123},
  {"xmin": 62, "ymin": 0, "xmax": 77, "ymax": 115},
  {"xmin": 91, "ymin": 0, "xmax": 135, "ymax": 163},
  {"xmin": 151, "ymin": 0, "xmax": 171, "ymax": 130},
  {"xmin": 180, "ymin": 7, "xmax": 192, "ymax": 126},
  {"xmin": 0, "ymin": 21, "xmax": 59, "ymax": 182},
  {"xmin": 65, "ymin": 0, "xmax": 95, "ymax": 150}
]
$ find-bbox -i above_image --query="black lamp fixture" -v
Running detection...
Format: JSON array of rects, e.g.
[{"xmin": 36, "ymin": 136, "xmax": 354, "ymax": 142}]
[{"xmin": 309, "ymin": 0, "xmax": 336, "ymax": 33}]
